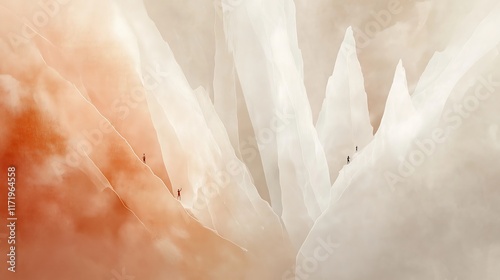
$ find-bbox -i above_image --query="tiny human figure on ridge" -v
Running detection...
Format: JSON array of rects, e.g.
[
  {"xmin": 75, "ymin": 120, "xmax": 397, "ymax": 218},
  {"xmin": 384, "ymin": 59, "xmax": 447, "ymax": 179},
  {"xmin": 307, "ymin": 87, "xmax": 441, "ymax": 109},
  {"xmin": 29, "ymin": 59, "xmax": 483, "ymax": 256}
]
[
  {"xmin": 142, "ymin": 153, "xmax": 146, "ymax": 163},
  {"xmin": 347, "ymin": 156, "xmax": 350, "ymax": 164},
  {"xmin": 177, "ymin": 188, "xmax": 182, "ymax": 200}
]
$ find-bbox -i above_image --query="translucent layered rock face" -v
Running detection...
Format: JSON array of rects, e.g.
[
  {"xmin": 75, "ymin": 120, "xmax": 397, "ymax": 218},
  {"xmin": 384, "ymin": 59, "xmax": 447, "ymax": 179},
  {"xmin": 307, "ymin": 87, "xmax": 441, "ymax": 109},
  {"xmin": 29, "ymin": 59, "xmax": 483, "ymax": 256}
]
[
  {"xmin": 0, "ymin": 21, "xmax": 248, "ymax": 280},
  {"xmin": 297, "ymin": 4, "xmax": 500, "ymax": 278},
  {"xmin": 316, "ymin": 27, "xmax": 374, "ymax": 184},
  {"xmin": 1, "ymin": 0, "xmax": 500, "ymax": 279},
  {"xmin": 412, "ymin": 2, "xmax": 500, "ymax": 121},
  {"xmin": 113, "ymin": 1, "xmax": 295, "ymax": 277},
  {"xmin": 0, "ymin": 0, "xmax": 293, "ymax": 279},
  {"xmin": 223, "ymin": 0, "xmax": 332, "ymax": 249}
]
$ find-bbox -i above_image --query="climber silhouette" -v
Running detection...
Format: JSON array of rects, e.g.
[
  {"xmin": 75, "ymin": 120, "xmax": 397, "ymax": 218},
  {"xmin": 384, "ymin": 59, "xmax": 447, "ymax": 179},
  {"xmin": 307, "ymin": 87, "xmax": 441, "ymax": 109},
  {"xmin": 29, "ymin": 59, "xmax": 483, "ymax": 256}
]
[
  {"xmin": 356, "ymin": 146, "xmax": 358, "ymax": 152},
  {"xmin": 177, "ymin": 188, "xmax": 182, "ymax": 200},
  {"xmin": 347, "ymin": 156, "xmax": 350, "ymax": 164},
  {"xmin": 142, "ymin": 153, "xmax": 146, "ymax": 163}
]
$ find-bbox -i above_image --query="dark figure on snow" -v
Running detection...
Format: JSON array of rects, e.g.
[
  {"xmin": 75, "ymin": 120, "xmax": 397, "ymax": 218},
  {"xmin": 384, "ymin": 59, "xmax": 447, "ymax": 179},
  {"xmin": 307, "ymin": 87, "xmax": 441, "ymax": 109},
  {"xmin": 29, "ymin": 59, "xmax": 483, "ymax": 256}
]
[
  {"xmin": 142, "ymin": 153, "xmax": 146, "ymax": 163},
  {"xmin": 347, "ymin": 156, "xmax": 350, "ymax": 164},
  {"xmin": 356, "ymin": 146, "xmax": 358, "ymax": 152},
  {"xmin": 177, "ymin": 188, "xmax": 182, "ymax": 200}
]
